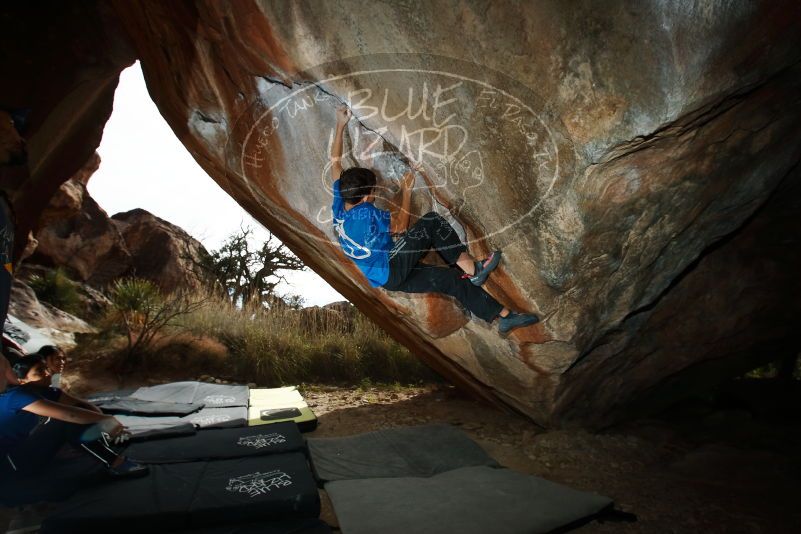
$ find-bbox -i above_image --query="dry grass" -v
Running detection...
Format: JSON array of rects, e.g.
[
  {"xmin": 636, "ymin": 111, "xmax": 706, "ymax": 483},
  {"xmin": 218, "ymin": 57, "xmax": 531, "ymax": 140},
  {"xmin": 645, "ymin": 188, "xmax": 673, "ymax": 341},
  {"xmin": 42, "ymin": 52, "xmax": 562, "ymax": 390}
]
[{"xmin": 176, "ymin": 293, "xmax": 437, "ymax": 386}]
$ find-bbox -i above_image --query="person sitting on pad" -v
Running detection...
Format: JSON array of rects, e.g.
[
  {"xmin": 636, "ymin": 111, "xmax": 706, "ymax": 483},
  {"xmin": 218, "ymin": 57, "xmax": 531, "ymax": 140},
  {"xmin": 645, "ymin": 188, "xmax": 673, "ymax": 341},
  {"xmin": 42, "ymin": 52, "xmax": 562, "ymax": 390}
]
[
  {"xmin": 30, "ymin": 344, "xmax": 67, "ymax": 388},
  {"xmin": 329, "ymin": 105, "xmax": 540, "ymax": 334},
  {"xmin": 0, "ymin": 354, "xmax": 148, "ymax": 478}
]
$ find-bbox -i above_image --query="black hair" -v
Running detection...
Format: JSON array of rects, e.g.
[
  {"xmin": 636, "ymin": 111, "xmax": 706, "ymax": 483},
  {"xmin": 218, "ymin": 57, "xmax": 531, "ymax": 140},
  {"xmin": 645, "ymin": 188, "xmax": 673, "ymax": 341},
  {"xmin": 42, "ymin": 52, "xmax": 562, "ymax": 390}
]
[
  {"xmin": 36, "ymin": 345, "xmax": 61, "ymax": 358},
  {"xmin": 339, "ymin": 167, "xmax": 377, "ymax": 204},
  {"xmin": 10, "ymin": 354, "xmax": 46, "ymax": 380}
]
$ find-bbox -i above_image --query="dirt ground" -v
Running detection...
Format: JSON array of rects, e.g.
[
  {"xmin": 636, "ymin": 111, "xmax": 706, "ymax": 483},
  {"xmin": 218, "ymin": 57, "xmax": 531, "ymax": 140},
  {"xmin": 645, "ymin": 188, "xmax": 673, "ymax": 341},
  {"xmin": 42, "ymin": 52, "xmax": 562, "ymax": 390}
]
[
  {"xmin": 303, "ymin": 384, "xmax": 801, "ymax": 534},
  {"xmin": 3, "ymin": 371, "xmax": 800, "ymax": 533}
]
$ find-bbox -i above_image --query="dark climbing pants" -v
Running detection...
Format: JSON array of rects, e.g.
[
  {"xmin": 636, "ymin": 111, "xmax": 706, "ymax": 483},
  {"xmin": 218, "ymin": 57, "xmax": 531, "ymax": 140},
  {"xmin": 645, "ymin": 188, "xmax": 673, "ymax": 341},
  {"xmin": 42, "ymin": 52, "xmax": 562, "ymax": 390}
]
[
  {"xmin": 1, "ymin": 419, "xmax": 119, "ymax": 477},
  {"xmin": 382, "ymin": 212, "xmax": 504, "ymax": 322}
]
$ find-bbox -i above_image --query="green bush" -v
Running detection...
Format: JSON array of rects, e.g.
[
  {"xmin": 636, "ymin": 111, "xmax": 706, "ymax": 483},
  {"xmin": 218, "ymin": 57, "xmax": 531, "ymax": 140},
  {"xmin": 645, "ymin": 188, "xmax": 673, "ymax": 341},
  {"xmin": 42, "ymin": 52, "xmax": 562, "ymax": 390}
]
[
  {"xmin": 106, "ymin": 278, "xmax": 204, "ymax": 370},
  {"xmin": 28, "ymin": 268, "xmax": 81, "ymax": 315}
]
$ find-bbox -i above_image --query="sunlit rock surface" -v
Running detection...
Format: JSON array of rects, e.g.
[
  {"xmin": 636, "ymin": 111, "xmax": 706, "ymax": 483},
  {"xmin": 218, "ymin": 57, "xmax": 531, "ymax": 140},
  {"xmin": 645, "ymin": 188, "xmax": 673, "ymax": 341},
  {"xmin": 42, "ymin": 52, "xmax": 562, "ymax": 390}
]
[
  {"xmin": 3, "ymin": 0, "xmax": 801, "ymax": 425},
  {"xmin": 31, "ymin": 152, "xmax": 211, "ymax": 291}
]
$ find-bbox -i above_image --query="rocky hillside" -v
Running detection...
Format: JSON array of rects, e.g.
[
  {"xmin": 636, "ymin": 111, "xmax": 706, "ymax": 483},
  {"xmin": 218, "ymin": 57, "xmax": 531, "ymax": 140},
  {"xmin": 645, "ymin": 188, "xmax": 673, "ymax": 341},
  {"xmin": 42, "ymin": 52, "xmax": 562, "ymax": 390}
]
[
  {"xmin": 1, "ymin": 1, "xmax": 800, "ymax": 426},
  {"xmin": 30, "ymin": 153, "xmax": 211, "ymax": 291}
]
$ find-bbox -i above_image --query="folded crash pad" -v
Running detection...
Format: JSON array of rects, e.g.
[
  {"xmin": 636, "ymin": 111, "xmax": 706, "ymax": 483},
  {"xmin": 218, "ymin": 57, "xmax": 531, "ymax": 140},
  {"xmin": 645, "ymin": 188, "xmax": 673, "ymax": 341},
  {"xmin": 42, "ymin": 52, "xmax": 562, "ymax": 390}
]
[
  {"xmin": 132, "ymin": 381, "xmax": 249, "ymax": 408},
  {"xmin": 248, "ymin": 403, "xmax": 317, "ymax": 432},
  {"xmin": 116, "ymin": 414, "xmax": 197, "ymax": 441},
  {"xmin": 117, "ymin": 406, "xmax": 247, "ymax": 440},
  {"xmin": 187, "ymin": 407, "xmax": 248, "ymax": 429},
  {"xmin": 325, "ymin": 465, "xmax": 613, "ymax": 534},
  {"xmin": 41, "ymin": 453, "xmax": 320, "ymax": 533},
  {"xmin": 248, "ymin": 388, "xmax": 317, "ymax": 432},
  {"xmin": 249, "ymin": 387, "xmax": 304, "ymax": 405},
  {"xmin": 125, "ymin": 423, "xmax": 305, "ymax": 464},
  {"xmin": 86, "ymin": 388, "xmax": 138, "ymax": 403},
  {"xmin": 94, "ymin": 397, "xmax": 205, "ymax": 416},
  {"xmin": 307, "ymin": 424, "xmax": 498, "ymax": 482}
]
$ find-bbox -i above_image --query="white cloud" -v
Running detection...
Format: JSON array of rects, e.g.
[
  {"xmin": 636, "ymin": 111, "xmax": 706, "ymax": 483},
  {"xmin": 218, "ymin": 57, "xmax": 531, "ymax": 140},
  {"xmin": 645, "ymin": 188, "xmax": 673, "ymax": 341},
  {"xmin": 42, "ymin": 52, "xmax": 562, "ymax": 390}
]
[{"xmin": 88, "ymin": 62, "xmax": 343, "ymax": 307}]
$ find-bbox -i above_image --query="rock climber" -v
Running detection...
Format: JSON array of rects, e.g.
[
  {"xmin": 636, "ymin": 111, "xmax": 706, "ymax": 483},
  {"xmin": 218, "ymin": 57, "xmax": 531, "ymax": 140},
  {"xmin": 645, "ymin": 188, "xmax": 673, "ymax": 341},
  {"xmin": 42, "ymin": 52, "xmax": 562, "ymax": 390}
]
[{"xmin": 329, "ymin": 104, "xmax": 539, "ymax": 334}]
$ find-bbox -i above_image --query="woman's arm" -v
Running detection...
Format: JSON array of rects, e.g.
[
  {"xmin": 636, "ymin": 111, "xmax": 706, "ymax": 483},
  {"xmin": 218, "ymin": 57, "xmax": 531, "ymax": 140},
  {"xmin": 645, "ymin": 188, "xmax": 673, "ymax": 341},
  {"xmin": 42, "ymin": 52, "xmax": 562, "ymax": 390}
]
[
  {"xmin": 23, "ymin": 399, "xmax": 113, "ymax": 426},
  {"xmin": 58, "ymin": 390, "xmax": 103, "ymax": 414},
  {"xmin": 391, "ymin": 171, "xmax": 415, "ymax": 234},
  {"xmin": 331, "ymin": 106, "xmax": 352, "ymax": 181}
]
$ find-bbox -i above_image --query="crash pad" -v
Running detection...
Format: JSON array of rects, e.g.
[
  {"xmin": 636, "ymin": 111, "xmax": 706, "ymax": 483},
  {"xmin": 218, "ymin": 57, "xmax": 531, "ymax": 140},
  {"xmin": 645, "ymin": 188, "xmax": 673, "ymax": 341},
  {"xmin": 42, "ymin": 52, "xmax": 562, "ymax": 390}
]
[
  {"xmin": 247, "ymin": 387, "xmax": 317, "ymax": 432},
  {"xmin": 125, "ymin": 423, "xmax": 304, "ymax": 464},
  {"xmin": 41, "ymin": 453, "xmax": 320, "ymax": 533},
  {"xmin": 307, "ymin": 424, "xmax": 498, "ymax": 482},
  {"xmin": 325, "ymin": 465, "xmax": 613, "ymax": 534},
  {"xmin": 132, "ymin": 381, "xmax": 249, "ymax": 408}
]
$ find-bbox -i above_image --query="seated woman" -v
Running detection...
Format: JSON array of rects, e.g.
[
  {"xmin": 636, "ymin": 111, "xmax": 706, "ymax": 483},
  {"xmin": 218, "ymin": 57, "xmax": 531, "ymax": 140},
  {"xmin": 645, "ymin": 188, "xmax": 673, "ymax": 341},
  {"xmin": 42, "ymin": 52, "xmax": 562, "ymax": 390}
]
[
  {"xmin": 31, "ymin": 344, "xmax": 67, "ymax": 388},
  {"xmin": 0, "ymin": 354, "xmax": 148, "ymax": 478}
]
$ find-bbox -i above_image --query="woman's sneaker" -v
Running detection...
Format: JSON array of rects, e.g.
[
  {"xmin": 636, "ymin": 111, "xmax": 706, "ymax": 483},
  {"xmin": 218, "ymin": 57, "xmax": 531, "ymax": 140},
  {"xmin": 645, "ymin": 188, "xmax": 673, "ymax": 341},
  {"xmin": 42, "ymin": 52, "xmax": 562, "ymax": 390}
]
[
  {"xmin": 466, "ymin": 250, "xmax": 502, "ymax": 286},
  {"xmin": 498, "ymin": 312, "xmax": 540, "ymax": 334}
]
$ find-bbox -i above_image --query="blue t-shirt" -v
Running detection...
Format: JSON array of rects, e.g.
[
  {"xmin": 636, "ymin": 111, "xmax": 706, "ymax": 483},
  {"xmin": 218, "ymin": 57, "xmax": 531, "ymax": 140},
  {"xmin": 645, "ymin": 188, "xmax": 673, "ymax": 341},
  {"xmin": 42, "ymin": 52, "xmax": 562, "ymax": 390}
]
[
  {"xmin": 0, "ymin": 386, "xmax": 61, "ymax": 454},
  {"xmin": 332, "ymin": 179, "xmax": 393, "ymax": 287}
]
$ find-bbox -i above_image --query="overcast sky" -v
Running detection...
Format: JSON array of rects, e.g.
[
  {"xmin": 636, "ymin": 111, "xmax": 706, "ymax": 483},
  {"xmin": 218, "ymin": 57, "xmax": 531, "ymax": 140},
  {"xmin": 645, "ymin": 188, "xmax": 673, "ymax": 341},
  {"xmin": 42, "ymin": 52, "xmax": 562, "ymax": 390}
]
[{"xmin": 88, "ymin": 62, "xmax": 343, "ymax": 307}]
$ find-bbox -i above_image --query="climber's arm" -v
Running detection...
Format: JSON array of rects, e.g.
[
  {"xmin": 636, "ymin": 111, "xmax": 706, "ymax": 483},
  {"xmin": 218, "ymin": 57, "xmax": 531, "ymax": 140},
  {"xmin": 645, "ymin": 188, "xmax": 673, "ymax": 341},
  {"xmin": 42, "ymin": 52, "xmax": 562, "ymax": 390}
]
[
  {"xmin": 391, "ymin": 171, "xmax": 414, "ymax": 234},
  {"xmin": 331, "ymin": 105, "xmax": 352, "ymax": 181}
]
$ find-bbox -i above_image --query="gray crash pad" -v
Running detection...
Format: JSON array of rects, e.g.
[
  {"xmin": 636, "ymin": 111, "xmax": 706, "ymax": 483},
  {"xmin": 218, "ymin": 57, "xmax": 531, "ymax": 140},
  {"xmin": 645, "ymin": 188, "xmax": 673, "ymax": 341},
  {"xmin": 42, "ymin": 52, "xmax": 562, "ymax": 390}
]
[
  {"xmin": 117, "ymin": 407, "xmax": 247, "ymax": 440},
  {"xmin": 325, "ymin": 465, "xmax": 613, "ymax": 534},
  {"xmin": 187, "ymin": 407, "xmax": 248, "ymax": 429},
  {"xmin": 307, "ymin": 424, "xmax": 498, "ymax": 482},
  {"xmin": 132, "ymin": 381, "xmax": 249, "ymax": 408},
  {"xmin": 116, "ymin": 415, "xmax": 197, "ymax": 440},
  {"xmin": 94, "ymin": 397, "xmax": 205, "ymax": 416}
]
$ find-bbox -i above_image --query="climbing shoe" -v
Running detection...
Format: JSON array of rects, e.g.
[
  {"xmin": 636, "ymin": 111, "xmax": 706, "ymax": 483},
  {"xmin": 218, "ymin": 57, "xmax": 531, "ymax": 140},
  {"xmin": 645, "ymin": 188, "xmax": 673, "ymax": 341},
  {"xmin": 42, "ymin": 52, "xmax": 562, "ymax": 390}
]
[
  {"xmin": 466, "ymin": 250, "xmax": 502, "ymax": 286},
  {"xmin": 498, "ymin": 312, "xmax": 540, "ymax": 334},
  {"xmin": 108, "ymin": 458, "xmax": 150, "ymax": 478}
]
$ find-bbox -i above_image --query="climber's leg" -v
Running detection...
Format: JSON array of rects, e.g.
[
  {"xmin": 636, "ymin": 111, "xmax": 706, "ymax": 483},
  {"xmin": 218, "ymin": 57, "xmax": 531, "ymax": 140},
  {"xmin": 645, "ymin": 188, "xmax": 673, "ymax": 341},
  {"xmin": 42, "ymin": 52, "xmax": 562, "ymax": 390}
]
[
  {"xmin": 384, "ymin": 212, "xmax": 501, "ymax": 287},
  {"xmin": 384, "ymin": 263, "xmax": 503, "ymax": 322}
]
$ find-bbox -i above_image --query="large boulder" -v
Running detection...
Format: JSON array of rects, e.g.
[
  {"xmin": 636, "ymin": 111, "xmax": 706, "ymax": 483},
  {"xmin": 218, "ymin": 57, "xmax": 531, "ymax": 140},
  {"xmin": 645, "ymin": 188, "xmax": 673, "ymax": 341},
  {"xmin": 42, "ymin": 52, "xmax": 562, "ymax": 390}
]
[
  {"xmin": 32, "ymin": 152, "xmax": 133, "ymax": 285},
  {"xmin": 3, "ymin": 1, "xmax": 801, "ymax": 426},
  {"xmin": 110, "ymin": 1, "xmax": 801, "ymax": 426},
  {"xmin": 111, "ymin": 208, "xmax": 212, "ymax": 292},
  {"xmin": 7, "ymin": 279, "xmax": 96, "ymax": 349},
  {"xmin": 31, "ymin": 153, "xmax": 211, "ymax": 291}
]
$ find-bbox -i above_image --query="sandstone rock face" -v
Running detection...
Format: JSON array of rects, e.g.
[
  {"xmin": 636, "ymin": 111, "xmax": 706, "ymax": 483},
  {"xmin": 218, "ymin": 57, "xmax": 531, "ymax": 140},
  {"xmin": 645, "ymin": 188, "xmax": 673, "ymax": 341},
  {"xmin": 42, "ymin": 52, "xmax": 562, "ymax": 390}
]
[
  {"xmin": 0, "ymin": 2, "xmax": 136, "ymax": 258},
  {"xmin": 111, "ymin": 0, "xmax": 801, "ymax": 426},
  {"xmin": 32, "ymin": 153, "xmax": 133, "ymax": 285},
  {"xmin": 8, "ymin": 279, "xmax": 96, "ymax": 348},
  {"xmin": 31, "ymin": 152, "xmax": 211, "ymax": 291},
  {"xmin": 3, "ymin": 1, "xmax": 801, "ymax": 426},
  {"xmin": 111, "ymin": 209, "xmax": 212, "ymax": 292}
]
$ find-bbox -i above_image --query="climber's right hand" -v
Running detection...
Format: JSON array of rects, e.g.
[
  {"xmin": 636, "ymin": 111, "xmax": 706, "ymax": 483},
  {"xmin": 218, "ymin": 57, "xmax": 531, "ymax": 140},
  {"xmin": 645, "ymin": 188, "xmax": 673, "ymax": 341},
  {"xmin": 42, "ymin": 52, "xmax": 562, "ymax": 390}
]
[{"xmin": 336, "ymin": 105, "xmax": 352, "ymax": 127}]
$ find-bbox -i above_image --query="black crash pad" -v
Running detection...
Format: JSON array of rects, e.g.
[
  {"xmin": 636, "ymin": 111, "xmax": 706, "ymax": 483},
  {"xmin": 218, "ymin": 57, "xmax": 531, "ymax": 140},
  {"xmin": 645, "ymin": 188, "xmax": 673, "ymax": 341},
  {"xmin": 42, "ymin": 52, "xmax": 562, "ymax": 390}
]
[
  {"xmin": 125, "ymin": 423, "xmax": 305, "ymax": 464},
  {"xmin": 41, "ymin": 453, "xmax": 320, "ymax": 533},
  {"xmin": 307, "ymin": 424, "xmax": 498, "ymax": 482},
  {"xmin": 325, "ymin": 465, "xmax": 613, "ymax": 534},
  {"xmin": 0, "ymin": 456, "xmax": 106, "ymax": 507}
]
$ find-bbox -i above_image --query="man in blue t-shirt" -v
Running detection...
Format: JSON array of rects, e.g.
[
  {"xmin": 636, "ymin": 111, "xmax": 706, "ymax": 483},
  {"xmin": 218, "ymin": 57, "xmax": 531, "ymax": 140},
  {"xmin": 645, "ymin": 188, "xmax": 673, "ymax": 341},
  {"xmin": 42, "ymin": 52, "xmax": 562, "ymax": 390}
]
[{"xmin": 329, "ymin": 105, "xmax": 539, "ymax": 334}]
